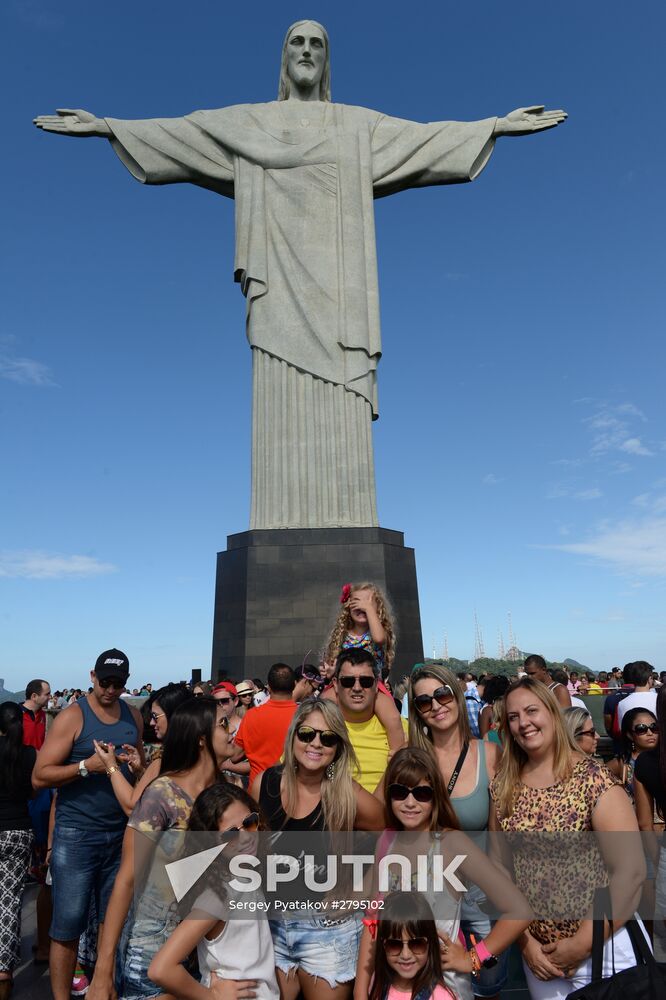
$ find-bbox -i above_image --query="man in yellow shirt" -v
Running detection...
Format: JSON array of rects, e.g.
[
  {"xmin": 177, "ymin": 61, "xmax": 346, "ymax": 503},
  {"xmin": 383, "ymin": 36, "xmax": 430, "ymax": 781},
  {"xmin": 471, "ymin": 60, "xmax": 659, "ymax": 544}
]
[{"xmin": 334, "ymin": 649, "xmax": 405, "ymax": 793}]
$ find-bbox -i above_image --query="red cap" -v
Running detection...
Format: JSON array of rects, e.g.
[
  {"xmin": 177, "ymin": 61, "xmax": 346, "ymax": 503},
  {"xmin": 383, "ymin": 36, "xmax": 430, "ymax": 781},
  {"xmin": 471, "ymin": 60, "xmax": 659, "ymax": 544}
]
[{"xmin": 213, "ymin": 681, "xmax": 238, "ymax": 697}]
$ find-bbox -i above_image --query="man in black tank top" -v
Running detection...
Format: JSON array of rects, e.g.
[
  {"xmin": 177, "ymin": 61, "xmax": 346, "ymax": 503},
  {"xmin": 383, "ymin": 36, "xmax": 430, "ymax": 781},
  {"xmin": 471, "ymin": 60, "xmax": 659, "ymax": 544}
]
[{"xmin": 33, "ymin": 649, "xmax": 144, "ymax": 1000}]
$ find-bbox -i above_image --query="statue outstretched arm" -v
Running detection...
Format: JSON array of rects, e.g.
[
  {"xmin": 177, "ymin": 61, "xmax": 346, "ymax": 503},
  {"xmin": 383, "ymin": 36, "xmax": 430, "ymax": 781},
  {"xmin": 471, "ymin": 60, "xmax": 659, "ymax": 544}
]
[
  {"xmin": 493, "ymin": 105, "xmax": 567, "ymax": 136},
  {"xmin": 33, "ymin": 108, "xmax": 111, "ymax": 138}
]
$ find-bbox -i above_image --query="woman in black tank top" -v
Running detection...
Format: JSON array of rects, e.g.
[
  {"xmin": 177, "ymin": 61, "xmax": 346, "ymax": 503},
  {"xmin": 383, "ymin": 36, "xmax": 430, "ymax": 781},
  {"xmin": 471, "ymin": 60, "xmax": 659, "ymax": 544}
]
[{"xmin": 250, "ymin": 698, "xmax": 383, "ymax": 1000}]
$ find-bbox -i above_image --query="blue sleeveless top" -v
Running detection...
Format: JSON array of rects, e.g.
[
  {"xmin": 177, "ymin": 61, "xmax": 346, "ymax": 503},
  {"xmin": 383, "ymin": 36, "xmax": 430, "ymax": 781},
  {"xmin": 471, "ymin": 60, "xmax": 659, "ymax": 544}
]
[
  {"xmin": 57, "ymin": 697, "xmax": 138, "ymax": 832},
  {"xmin": 451, "ymin": 739, "xmax": 491, "ymax": 831}
]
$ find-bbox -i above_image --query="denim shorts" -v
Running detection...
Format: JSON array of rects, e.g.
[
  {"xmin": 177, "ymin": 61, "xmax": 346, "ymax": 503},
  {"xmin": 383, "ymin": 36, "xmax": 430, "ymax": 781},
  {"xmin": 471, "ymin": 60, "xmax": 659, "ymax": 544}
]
[
  {"xmin": 50, "ymin": 824, "xmax": 126, "ymax": 941},
  {"xmin": 269, "ymin": 917, "xmax": 362, "ymax": 987},
  {"xmin": 116, "ymin": 891, "xmax": 181, "ymax": 1000}
]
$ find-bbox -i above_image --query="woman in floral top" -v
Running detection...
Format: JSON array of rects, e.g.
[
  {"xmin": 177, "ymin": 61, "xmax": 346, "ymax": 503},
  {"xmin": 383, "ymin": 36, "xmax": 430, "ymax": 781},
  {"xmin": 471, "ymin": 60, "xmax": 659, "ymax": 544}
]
[
  {"xmin": 489, "ymin": 677, "xmax": 648, "ymax": 1000},
  {"xmin": 88, "ymin": 697, "xmax": 234, "ymax": 1000}
]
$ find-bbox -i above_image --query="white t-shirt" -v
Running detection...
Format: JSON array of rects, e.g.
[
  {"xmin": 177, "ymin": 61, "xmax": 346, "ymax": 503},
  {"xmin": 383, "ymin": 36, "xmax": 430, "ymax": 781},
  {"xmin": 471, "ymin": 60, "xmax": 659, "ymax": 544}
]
[{"xmin": 616, "ymin": 689, "xmax": 657, "ymax": 725}]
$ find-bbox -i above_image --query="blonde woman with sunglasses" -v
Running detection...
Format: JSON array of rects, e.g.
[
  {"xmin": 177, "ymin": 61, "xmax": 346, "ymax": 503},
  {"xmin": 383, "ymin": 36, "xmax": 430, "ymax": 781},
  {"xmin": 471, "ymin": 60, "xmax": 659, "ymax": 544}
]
[{"xmin": 251, "ymin": 698, "xmax": 383, "ymax": 1000}]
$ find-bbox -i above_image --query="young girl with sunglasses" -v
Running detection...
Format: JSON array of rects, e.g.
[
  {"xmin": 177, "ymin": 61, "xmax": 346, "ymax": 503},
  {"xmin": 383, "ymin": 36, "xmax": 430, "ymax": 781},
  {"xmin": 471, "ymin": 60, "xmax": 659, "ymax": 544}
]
[
  {"xmin": 324, "ymin": 582, "xmax": 405, "ymax": 755},
  {"xmin": 149, "ymin": 783, "xmax": 279, "ymax": 1000},
  {"xmin": 367, "ymin": 892, "xmax": 456, "ymax": 1000},
  {"xmin": 252, "ymin": 698, "xmax": 383, "ymax": 1000},
  {"xmin": 357, "ymin": 749, "xmax": 530, "ymax": 1000}
]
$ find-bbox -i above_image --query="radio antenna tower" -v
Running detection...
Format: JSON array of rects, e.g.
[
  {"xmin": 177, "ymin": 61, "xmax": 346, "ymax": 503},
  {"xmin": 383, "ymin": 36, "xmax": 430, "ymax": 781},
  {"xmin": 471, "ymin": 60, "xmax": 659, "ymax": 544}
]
[
  {"xmin": 473, "ymin": 610, "xmax": 485, "ymax": 660},
  {"xmin": 443, "ymin": 632, "xmax": 449, "ymax": 662},
  {"xmin": 431, "ymin": 635, "xmax": 437, "ymax": 659},
  {"xmin": 507, "ymin": 612, "xmax": 519, "ymax": 662},
  {"xmin": 497, "ymin": 629, "xmax": 506, "ymax": 659}
]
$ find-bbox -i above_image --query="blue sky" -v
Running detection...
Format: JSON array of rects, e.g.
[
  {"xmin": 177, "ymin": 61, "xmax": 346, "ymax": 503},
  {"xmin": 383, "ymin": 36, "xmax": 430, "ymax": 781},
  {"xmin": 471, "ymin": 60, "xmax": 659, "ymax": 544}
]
[{"xmin": 2, "ymin": 1, "xmax": 665, "ymax": 691}]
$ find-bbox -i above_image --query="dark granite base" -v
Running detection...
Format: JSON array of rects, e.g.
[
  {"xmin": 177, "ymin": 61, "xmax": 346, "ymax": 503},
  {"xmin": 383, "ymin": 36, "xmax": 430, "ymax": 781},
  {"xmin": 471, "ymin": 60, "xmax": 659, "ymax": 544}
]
[{"xmin": 211, "ymin": 527, "xmax": 424, "ymax": 683}]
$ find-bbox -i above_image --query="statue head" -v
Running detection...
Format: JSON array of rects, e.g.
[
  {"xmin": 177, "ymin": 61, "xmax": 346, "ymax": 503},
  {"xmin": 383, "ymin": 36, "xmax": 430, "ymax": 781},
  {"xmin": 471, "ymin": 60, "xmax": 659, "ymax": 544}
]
[{"xmin": 278, "ymin": 20, "xmax": 331, "ymax": 102}]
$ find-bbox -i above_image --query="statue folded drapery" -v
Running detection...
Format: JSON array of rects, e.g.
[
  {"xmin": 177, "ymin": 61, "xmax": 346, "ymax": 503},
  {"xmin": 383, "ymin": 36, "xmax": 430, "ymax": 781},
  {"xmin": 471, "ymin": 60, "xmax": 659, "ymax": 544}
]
[{"xmin": 105, "ymin": 101, "xmax": 497, "ymax": 528}]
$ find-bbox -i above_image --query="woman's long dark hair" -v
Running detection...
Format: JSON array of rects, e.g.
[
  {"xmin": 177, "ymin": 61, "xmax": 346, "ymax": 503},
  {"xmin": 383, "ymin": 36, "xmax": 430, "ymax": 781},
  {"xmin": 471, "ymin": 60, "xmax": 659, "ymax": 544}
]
[
  {"xmin": 160, "ymin": 696, "xmax": 218, "ymax": 775},
  {"xmin": 369, "ymin": 892, "xmax": 443, "ymax": 1000},
  {"xmin": 0, "ymin": 702, "xmax": 27, "ymax": 794},
  {"xmin": 179, "ymin": 783, "xmax": 265, "ymax": 918},
  {"xmin": 619, "ymin": 706, "xmax": 658, "ymax": 762},
  {"xmin": 144, "ymin": 682, "xmax": 193, "ymax": 742}
]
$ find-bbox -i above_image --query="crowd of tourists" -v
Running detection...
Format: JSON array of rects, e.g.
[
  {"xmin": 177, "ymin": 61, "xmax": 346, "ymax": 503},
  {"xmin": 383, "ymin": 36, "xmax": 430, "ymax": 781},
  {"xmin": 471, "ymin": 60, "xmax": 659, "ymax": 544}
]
[{"xmin": 1, "ymin": 582, "xmax": 664, "ymax": 1000}]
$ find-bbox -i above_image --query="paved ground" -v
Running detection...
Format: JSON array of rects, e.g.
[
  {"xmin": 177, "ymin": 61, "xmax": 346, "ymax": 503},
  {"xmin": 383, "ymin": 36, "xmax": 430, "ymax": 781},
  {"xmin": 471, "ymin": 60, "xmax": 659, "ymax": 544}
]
[{"xmin": 14, "ymin": 886, "xmax": 529, "ymax": 999}]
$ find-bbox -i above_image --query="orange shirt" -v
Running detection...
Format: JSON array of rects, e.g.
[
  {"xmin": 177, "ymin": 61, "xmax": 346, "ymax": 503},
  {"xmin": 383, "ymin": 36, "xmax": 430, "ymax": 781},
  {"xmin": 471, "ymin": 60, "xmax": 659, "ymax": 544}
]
[{"xmin": 234, "ymin": 699, "xmax": 297, "ymax": 787}]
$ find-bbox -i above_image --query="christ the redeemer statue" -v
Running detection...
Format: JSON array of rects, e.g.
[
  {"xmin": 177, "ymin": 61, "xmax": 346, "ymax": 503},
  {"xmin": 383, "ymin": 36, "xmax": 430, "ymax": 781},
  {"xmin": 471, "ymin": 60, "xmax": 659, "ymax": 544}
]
[{"xmin": 35, "ymin": 20, "xmax": 566, "ymax": 531}]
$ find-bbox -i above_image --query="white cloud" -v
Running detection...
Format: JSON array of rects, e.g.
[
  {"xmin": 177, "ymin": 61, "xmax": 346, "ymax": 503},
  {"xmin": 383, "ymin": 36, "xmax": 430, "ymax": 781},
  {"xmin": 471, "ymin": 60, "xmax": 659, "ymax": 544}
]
[
  {"xmin": 546, "ymin": 484, "xmax": 602, "ymax": 501},
  {"xmin": 585, "ymin": 403, "xmax": 652, "ymax": 458},
  {"xmin": 482, "ymin": 473, "xmax": 502, "ymax": 485},
  {"xmin": 551, "ymin": 517, "xmax": 666, "ymax": 576},
  {"xmin": 0, "ymin": 355, "xmax": 57, "ymax": 386},
  {"xmin": 0, "ymin": 551, "xmax": 117, "ymax": 579},
  {"xmin": 620, "ymin": 437, "xmax": 652, "ymax": 456},
  {"xmin": 574, "ymin": 488, "xmax": 603, "ymax": 501}
]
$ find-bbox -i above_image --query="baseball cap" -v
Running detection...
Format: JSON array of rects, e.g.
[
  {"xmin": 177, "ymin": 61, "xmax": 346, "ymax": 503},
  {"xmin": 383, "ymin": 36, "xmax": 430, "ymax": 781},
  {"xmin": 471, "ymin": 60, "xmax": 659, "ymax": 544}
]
[
  {"xmin": 213, "ymin": 681, "xmax": 238, "ymax": 698},
  {"xmin": 94, "ymin": 648, "xmax": 130, "ymax": 683}
]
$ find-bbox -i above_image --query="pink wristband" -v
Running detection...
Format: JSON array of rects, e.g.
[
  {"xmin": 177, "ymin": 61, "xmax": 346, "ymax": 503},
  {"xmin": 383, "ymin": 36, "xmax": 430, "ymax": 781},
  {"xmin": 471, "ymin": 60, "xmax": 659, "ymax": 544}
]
[{"xmin": 474, "ymin": 939, "xmax": 492, "ymax": 964}]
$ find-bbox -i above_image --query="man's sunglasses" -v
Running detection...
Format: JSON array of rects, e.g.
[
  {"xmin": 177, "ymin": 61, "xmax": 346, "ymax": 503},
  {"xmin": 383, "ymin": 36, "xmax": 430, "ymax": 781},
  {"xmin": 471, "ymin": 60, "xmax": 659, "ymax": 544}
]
[
  {"xmin": 388, "ymin": 782, "xmax": 435, "ymax": 803},
  {"xmin": 383, "ymin": 937, "xmax": 428, "ymax": 957},
  {"xmin": 98, "ymin": 678, "xmax": 125, "ymax": 690},
  {"xmin": 413, "ymin": 684, "xmax": 455, "ymax": 713},
  {"xmin": 338, "ymin": 675, "xmax": 375, "ymax": 689},
  {"xmin": 632, "ymin": 723, "xmax": 659, "ymax": 735},
  {"xmin": 295, "ymin": 726, "xmax": 340, "ymax": 748},
  {"xmin": 220, "ymin": 812, "xmax": 260, "ymax": 842},
  {"xmin": 214, "ymin": 696, "xmax": 233, "ymax": 706}
]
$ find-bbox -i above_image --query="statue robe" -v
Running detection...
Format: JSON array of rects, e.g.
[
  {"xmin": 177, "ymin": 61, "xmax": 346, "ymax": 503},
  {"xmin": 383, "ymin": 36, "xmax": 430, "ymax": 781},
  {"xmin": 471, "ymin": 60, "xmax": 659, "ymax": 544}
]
[{"xmin": 106, "ymin": 102, "xmax": 496, "ymax": 528}]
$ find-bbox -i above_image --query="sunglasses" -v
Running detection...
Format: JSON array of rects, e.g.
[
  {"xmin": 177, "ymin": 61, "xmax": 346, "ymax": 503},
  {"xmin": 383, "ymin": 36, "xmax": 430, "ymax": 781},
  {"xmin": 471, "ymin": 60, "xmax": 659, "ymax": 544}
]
[
  {"xmin": 238, "ymin": 692, "xmax": 254, "ymax": 698},
  {"xmin": 388, "ymin": 782, "xmax": 434, "ymax": 803},
  {"xmin": 576, "ymin": 727, "xmax": 597, "ymax": 738},
  {"xmin": 98, "ymin": 677, "xmax": 125, "ymax": 690},
  {"xmin": 150, "ymin": 710, "xmax": 166, "ymax": 722},
  {"xmin": 413, "ymin": 684, "xmax": 455, "ymax": 713},
  {"xmin": 220, "ymin": 812, "xmax": 260, "ymax": 841},
  {"xmin": 217, "ymin": 716, "xmax": 230, "ymax": 730},
  {"xmin": 632, "ymin": 723, "xmax": 659, "ymax": 735},
  {"xmin": 215, "ymin": 696, "xmax": 233, "ymax": 705},
  {"xmin": 302, "ymin": 669, "xmax": 324, "ymax": 686},
  {"xmin": 295, "ymin": 726, "xmax": 340, "ymax": 748},
  {"xmin": 383, "ymin": 937, "xmax": 428, "ymax": 957},
  {"xmin": 338, "ymin": 675, "xmax": 376, "ymax": 689}
]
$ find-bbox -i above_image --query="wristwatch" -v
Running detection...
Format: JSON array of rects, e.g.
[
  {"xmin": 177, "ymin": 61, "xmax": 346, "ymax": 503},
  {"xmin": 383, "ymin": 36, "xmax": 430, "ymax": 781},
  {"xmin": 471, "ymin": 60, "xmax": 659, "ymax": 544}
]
[
  {"xmin": 480, "ymin": 954, "xmax": 498, "ymax": 969},
  {"xmin": 78, "ymin": 760, "xmax": 89, "ymax": 778}
]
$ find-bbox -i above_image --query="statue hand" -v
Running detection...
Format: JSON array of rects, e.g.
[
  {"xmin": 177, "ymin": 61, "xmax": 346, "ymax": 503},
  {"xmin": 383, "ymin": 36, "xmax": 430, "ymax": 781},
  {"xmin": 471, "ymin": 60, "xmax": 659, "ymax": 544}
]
[
  {"xmin": 495, "ymin": 105, "xmax": 567, "ymax": 136},
  {"xmin": 33, "ymin": 108, "xmax": 111, "ymax": 137}
]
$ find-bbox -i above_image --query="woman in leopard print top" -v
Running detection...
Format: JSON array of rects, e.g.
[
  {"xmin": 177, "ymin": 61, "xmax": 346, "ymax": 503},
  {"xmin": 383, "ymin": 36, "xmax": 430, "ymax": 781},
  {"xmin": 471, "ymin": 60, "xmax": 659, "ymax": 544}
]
[{"xmin": 489, "ymin": 676, "xmax": 649, "ymax": 999}]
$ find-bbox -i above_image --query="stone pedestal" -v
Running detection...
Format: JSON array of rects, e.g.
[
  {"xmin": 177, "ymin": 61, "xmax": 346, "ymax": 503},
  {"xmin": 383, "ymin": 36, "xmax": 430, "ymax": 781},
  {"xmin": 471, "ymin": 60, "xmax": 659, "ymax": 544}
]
[{"xmin": 211, "ymin": 527, "xmax": 423, "ymax": 682}]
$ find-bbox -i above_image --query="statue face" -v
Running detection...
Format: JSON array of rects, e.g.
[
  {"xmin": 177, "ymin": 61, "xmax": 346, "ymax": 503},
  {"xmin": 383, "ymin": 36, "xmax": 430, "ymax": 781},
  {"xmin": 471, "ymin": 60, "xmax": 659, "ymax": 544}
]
[{"xmin": 286, "ymin": 21, "xmax": 326, "ymax": 94}]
